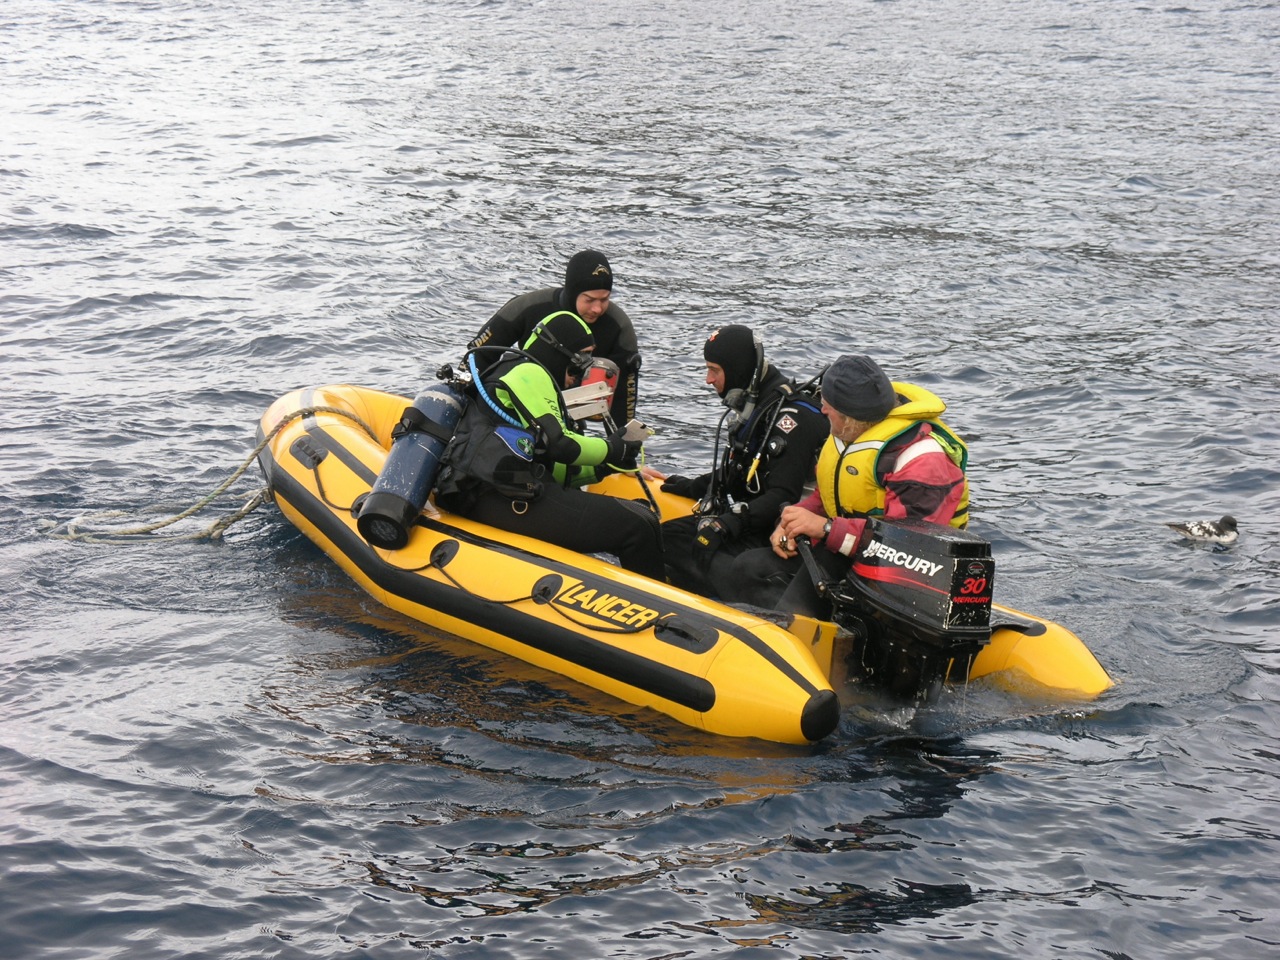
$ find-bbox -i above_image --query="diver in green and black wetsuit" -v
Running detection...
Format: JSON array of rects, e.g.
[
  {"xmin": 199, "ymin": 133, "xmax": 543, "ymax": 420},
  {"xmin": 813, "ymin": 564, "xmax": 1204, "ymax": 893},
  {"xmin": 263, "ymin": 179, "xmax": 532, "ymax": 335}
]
[{"xmin": 437, "ymin": 311, "xmax": 663, "ymax": 579}]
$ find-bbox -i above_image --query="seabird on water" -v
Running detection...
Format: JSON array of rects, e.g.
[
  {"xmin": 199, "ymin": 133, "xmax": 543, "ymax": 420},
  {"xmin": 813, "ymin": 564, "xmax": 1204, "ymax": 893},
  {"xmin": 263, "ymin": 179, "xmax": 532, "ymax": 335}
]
[{"xmin": 1166, "ymin": 514, "xmax": 1238, "ymax": 545}]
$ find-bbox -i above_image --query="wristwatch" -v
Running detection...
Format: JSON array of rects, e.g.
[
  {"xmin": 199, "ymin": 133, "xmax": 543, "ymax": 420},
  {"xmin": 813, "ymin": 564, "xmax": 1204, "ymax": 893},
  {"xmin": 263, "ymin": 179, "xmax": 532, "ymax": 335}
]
[{"xmin": 822, "ymin": 519, "xmax": 833, "ymax": 541}]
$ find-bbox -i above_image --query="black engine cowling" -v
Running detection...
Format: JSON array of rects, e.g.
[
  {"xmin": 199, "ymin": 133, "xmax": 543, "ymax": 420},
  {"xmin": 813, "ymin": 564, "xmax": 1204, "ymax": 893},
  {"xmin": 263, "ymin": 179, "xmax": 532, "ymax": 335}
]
[{"xmin": 827, "ymin": 518, "xmax": 995, "ymax": 704}]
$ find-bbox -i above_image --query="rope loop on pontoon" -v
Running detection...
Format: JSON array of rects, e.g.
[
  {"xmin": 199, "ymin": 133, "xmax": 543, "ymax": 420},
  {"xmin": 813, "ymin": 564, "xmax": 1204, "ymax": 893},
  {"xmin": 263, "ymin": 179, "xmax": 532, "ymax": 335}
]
[{"xmin": 45, "ymin": 405, "xmax": 376, "ymax": 544}]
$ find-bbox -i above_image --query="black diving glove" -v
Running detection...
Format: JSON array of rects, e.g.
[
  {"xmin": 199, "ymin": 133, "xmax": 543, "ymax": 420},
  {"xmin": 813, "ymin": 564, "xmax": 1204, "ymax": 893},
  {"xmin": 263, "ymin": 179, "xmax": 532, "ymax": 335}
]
[
  {"xmin": 604, "ymin": 430, "xmax": 643, "ymax": 468},
  {"xmin": 693, "ymin": 517, "xmax": 727, "ymax": 560},
  {"xmin": 661, "ymin": 474, "xmax": 710, "ymax": 500},
  {"xmin": 693, "ymin": 512, "xmax": 742, "ymax": 561}
]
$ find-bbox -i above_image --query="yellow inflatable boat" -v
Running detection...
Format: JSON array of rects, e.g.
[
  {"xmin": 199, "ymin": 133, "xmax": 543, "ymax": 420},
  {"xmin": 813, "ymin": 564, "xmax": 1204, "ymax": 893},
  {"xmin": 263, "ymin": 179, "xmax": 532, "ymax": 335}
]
[{"xmin": 256, "ymin": 384, "xmax": 1112, "ymax": 745}]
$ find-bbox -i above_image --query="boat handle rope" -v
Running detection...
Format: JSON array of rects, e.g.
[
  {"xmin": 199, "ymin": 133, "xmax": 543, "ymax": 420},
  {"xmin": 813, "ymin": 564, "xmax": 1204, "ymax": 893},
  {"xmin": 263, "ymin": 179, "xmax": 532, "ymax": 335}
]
[
  {"xmin": 418, "ymin": 554, "xmax": 655, "ymax": 635},
  {"xmin": 44, "ymin": 405, "xmax": 377, "ymax": 544},
  {"xmin": 311, "ymin": 465, "xmax": 359, "ymax": 515},
  {"xmin": 412, "ymin": 557, "xmax": 537, "ymax": 606}
]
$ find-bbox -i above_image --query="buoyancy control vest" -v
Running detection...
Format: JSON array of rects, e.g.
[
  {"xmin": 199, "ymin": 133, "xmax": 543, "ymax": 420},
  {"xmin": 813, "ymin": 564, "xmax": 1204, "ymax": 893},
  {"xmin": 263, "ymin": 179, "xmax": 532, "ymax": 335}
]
[
  {"xmin": 816, "ymin": 381, "xmax": 970, "ymax": 528},
  {"xmin": 714, "ymin": 370, "xmax": 824, "ymax": 506},
  {"xmin": 435, "ymin": 397, "xmax": 544, "ymax": 504}
]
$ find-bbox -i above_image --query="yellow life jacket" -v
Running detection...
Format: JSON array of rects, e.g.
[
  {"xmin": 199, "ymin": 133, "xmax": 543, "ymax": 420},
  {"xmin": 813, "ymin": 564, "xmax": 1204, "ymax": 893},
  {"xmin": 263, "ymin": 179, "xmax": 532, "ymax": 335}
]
[{"xmin": 816, "ymin": 381, "xmax": 970, "ymax": 528}]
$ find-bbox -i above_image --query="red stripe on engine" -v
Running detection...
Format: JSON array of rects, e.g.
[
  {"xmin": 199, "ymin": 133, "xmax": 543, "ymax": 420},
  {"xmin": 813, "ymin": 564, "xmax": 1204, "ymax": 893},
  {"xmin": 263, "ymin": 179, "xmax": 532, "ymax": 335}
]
[{"xmin": 851, "ymin": 562, "xmax": 951, "ymax": 597}]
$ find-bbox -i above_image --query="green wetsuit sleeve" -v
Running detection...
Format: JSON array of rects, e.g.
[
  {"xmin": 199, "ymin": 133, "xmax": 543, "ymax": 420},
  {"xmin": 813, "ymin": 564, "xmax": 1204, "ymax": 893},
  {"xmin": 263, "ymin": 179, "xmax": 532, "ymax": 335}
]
[{"xmin": 496, "ymin": 363, "xmax": 610, "ymax": 467}]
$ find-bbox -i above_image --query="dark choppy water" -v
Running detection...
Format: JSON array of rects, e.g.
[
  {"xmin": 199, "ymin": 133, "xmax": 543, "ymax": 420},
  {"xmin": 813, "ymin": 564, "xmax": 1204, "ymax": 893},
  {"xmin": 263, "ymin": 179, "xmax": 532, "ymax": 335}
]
[{"xmin": 4, "ymin": 1, "xmax": 1279, "ymax": 957}]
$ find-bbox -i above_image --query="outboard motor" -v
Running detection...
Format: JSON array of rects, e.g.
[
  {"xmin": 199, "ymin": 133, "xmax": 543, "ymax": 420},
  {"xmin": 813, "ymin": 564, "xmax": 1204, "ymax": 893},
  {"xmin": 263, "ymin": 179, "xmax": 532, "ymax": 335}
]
[
  {"xmin": 356, "ymin": 381, "xmax": 468, "ymax": 550},
  {"xmin": 827, "ymin": 518, "xmax": 995, "ymax": 704}
]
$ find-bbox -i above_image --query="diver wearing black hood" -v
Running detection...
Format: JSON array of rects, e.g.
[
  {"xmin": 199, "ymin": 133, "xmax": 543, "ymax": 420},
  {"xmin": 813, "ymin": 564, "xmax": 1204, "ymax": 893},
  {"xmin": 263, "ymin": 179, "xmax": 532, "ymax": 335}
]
[
  {"xmin": 467, "ymin": 250, "xmax": 641, "ymax": 425},
  {"xmin": 649, "ymin": 324, "xmax": 829, "ymax": 600},
  {"xmin": 437, "ymin": 312, "xmax": 663, "ymax": 579}
]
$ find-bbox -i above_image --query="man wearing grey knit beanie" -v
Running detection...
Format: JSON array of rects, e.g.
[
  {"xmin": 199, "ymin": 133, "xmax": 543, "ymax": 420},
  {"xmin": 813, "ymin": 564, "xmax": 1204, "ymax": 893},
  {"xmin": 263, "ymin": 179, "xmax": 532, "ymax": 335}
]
[{"xmin": 722, "ymin": 354, "xmax": 972, "ymax": 617}]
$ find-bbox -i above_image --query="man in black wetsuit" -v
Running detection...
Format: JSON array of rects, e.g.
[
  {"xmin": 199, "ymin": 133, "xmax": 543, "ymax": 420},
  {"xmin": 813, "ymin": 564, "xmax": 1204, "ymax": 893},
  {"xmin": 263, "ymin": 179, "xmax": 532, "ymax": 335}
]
[
  {"xmin": 466, "ymin": 250, "xmax": 641, "ymax": 426},
  {"xmin": 644, "ymin": 324, "xmax": 829, "ymax": 600}
]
